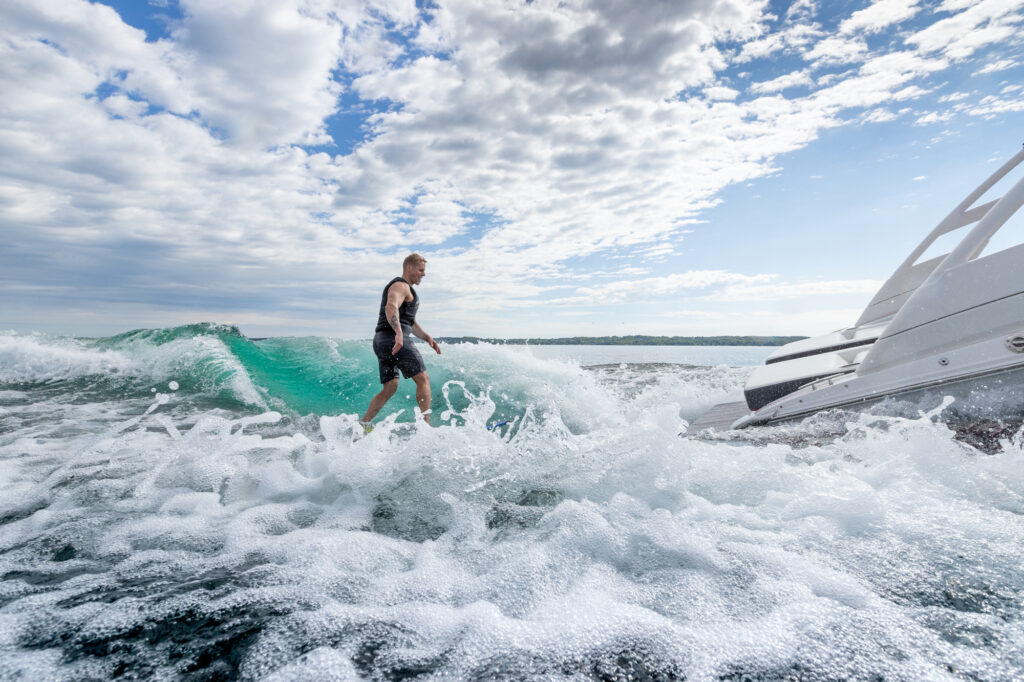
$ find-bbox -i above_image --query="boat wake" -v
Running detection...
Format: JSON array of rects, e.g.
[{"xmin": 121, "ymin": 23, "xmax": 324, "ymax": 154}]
[{"xmin": 1, "ymin": 327, "xmax": 1023, "ymax": 680}]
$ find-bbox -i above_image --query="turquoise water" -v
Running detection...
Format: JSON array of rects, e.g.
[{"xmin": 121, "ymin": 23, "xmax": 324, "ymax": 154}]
[{"xmin": 1, "ymin": 324, "xmax": 1023, "ymax": 680}]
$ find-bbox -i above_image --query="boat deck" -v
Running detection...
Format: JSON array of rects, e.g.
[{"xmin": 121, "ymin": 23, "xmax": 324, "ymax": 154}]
[{"xmin": 688, "ymin": 401, "xmax": 749, "ymax": 433}]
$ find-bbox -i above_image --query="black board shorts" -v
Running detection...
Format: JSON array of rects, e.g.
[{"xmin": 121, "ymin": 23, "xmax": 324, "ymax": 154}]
[{"xmin": 373, "ymin": 331, "xmax": 426, "ymax": 383}]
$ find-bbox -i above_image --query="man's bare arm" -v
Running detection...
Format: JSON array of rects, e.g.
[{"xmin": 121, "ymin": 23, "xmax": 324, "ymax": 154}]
[
  {"xmin": 386, "ymin": 283, "xmax": 411, "ymax": 354},
  {"xmin": 412, "ymin": 322, "xmax": 441, "ymax": 355}
]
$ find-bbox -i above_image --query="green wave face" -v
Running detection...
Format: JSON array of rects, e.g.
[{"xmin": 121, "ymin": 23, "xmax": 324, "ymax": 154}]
[
  {"xmin": 224, "ymin": 334, "xmax": 384, "ymax": 417},
  {"xmin": 222, "ymin": 332, "xmax": 578, "ymax": 426},
  {"xmin": 0, "ymin": 324, "xmax": 588, "ymax": 426}
]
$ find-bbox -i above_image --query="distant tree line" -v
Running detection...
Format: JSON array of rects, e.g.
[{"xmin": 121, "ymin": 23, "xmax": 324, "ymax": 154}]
[{"xmin": 434, "ymin": 335, "xmax": 806, "ymax": 347}]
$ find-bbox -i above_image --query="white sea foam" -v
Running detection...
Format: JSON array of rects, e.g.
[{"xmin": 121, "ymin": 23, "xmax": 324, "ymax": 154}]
[
  {"xmin": 0, "ymin": 331, "xmax": 264, "ymax": 406},
  {"xmin": 0, "ymin": 345, "xmax": 1022, "ymax": 679},
  {"xmin": 435, "ymin": 342, "xmax": 625, "ymax": 432},
  {"xmin": 0, "ymin": 333, "xmax": 137, "ymax": 384}
]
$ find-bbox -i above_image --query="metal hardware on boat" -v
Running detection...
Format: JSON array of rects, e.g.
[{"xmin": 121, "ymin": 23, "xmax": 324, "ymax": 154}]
[
  {"xmin": 1006, "ymin": 336, "xmax": 1024, "ymax": 353},
  {"xmin": 938, "ymin": 357, "xmax": 949, "ymax": 366}
]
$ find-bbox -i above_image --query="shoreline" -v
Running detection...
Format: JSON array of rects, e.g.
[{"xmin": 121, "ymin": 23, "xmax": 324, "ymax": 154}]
[{"xmin": 434, "ymin": 335, "xmax": 806, "ymax": 347}]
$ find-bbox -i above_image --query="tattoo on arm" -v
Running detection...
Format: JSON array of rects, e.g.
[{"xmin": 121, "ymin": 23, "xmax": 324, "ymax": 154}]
[{"xmin": 389, "ymin": 312, "xmax": 400, "ymax": 333}]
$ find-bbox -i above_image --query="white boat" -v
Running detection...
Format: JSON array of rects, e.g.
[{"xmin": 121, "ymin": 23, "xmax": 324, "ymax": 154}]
[{"xmin": 692, "ymin": 144, "xmax": 1024, "ymax": 432}]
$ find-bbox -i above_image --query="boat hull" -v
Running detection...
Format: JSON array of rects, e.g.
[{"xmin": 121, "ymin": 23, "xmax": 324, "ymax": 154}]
[{"xmin": 733, "ymin": 360, "xmax": 1024, "ymax": 429}]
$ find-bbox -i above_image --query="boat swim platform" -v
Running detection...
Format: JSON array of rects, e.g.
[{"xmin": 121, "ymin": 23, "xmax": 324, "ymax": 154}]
[{"xmin": 688, "ymin": 401, "xmax": 749, "ymax": 434}]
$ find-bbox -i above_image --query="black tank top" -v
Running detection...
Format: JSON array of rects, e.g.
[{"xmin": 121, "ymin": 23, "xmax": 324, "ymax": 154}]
[{"xmin": 375, "ymin": 277, "xmax": 419, "ymax": 334}]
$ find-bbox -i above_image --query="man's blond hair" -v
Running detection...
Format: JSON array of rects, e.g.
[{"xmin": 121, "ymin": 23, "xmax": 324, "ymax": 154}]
[{"xmin": 403, "ymin": 253, "xmax": 427, "ymax": 269}]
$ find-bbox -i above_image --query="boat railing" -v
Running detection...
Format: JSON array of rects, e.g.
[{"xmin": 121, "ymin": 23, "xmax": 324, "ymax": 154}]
[
  {"xmin": 856, "ymin": 145, "xmax": 1024, "ymax": 326},
  {"xmin": 806, "ymin": 371, "xmax": 855, "ymax": 391}
]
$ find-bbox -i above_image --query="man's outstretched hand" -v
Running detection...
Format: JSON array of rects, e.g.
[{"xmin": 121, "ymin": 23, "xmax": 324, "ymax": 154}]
[{"xmin": 428, "ymin": 338, "xmax": 441, "ymax": 355}]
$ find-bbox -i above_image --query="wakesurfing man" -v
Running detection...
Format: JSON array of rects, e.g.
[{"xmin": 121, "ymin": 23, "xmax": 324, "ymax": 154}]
[{"xmin": 361, "ymin": 253, "xmax": 441, "ymax": 429}]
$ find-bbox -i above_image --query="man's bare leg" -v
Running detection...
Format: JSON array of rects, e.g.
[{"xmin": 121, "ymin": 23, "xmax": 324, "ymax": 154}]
[
  {"xmin": 362, "ymin": 378, "xmax": 398, "ymax": 424},
  {"xmin": 412, "ymin": 371, "xmax": 432, "ymax": 424}
]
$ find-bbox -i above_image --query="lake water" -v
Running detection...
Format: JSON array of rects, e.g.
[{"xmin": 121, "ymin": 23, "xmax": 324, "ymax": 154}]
[
  {"xmin": 1, "ymin": 324, "xmax": 1022, "ymax": 680},
  {"xmin": 501, "ymin": 344, "xmax": 775, "ymax": 367}
]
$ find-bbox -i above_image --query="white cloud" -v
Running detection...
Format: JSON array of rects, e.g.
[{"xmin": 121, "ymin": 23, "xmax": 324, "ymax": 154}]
[
  {"xmin": 667, "ymin": 307, "xmax": 868, "ymax": 336},
  {"xmin": 839, "ymin": 0, "xmax": 920, "ymax": 35},
  {"xmin": 750, "ymin": 70, "xmax": 813, "ymax": 94},
  {"xmin": 704, "ymin": 85, "xmax": 740, "ymax": 100},
  {"xmin": 2, "ymin": 0, "xmax": 384, "ymax": 149},
  {"xmin": 571, "ymin": 270, "xmax": 774, "ymax": 305},
  {"xmin": 706, "ymin": 279, "xmax": 883, "ymax": 302},
  {"xmin": 804, "ymin": 35, "xmax": 868, "ymax": 66},
  {"xmin": 737, "ymin": 22, "xmax": 820, "ymax": 63},
  {"xmin": 907, "ymin": 0, "xmax": 1024, "ymax": 61},
  {"xmin": 975, "ymin": 58, "xmax": 1019, "ymax": 74},
  {"xmin": 966, "ymin": 93, "xmax": 1024, "ymax": 117},
  {"xmin": 914, "ymin": 111, "xmax": 954, "ymax": 125},
  {"xmin": 545, "ymin": 272, "xmax": 883, "ymax": 308},
  {"xmin": 786, "ymin": 0, "xmax": 819, "ymax": 23},
  {"xmin": 860, "ymin": 108, "xmax": 898, "ymax": 123}
]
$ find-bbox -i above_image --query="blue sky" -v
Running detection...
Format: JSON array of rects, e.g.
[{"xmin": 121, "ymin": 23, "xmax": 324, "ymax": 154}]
[{"xmin": 2, "ymin": 0, "xmax": 1023, "ymax": 339}]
